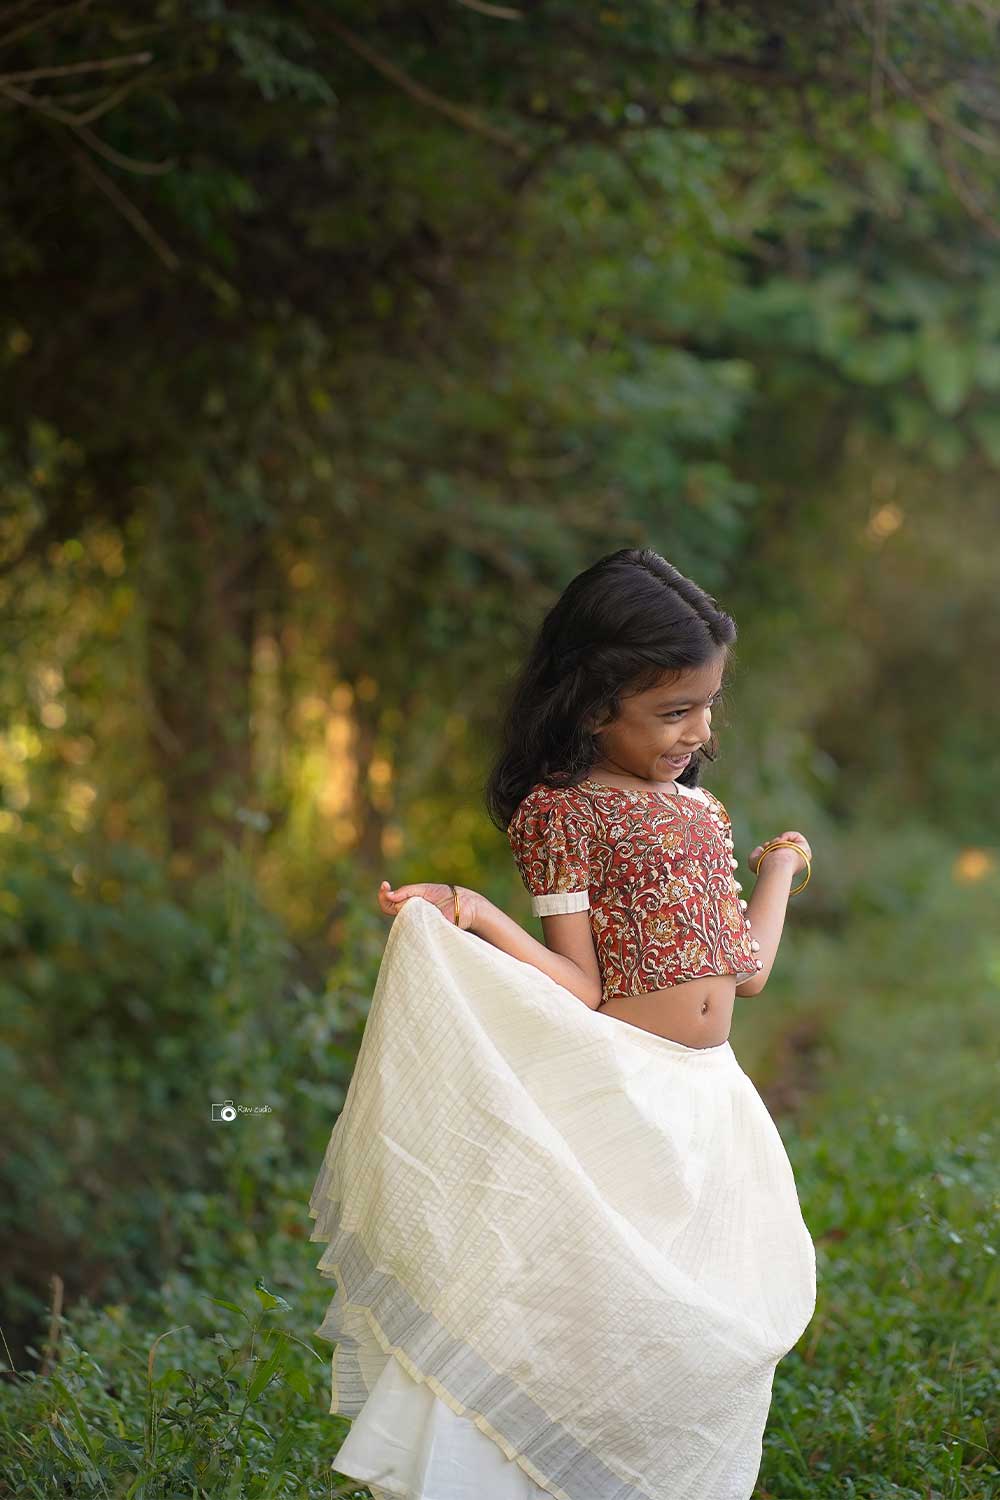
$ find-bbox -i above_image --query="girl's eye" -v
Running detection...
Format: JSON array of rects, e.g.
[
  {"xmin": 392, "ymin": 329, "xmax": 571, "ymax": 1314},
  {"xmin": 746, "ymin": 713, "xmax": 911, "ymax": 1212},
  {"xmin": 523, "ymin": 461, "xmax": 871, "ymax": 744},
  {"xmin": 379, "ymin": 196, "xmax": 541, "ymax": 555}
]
[{"xmin": 661, "ymin": 697, "xmax": 722, "ymax": 721}]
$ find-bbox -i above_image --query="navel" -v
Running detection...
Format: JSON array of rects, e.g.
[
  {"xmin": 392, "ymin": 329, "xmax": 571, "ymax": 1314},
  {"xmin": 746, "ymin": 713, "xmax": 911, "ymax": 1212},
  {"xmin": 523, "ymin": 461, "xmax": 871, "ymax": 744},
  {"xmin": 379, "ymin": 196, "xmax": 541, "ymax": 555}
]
[{"xmin": 700, "ymin": 1000, "xmax": 710, "ymax": 1015}]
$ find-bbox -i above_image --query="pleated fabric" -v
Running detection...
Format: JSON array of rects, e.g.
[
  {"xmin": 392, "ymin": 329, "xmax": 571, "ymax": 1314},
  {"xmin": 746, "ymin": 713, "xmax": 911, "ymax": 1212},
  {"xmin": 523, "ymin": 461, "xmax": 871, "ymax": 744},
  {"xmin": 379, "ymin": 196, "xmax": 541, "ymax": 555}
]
[
  {"xmin": 324, "ymin": 1292, "xmax": 552, "ymax": 1500},
  {"xmin": 307, "ymin": 895, "xmax": 816, "ymax": 1500}
]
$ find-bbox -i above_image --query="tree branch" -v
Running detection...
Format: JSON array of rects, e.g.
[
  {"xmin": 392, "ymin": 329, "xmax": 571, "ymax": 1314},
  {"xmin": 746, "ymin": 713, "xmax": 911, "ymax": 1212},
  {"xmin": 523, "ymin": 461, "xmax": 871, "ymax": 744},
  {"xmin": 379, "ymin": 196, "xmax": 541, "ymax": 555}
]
[
  {"xmin": 1, "ymin": 79, "xmax": 175, "ymax": 172},
  {"xmin": 561, "ymin": 18, "xmax": 827, "ymax": 89},
  {"xmin": 454, "ymin": 0, "xmax": 523, "ymax": 17},
  {"xmin": 0, "ymin": 49, "xmax": 151, "ymax": 84},
  {"xmin": 324, "ymin": 15, "xmax": 530, "ymax": 157},
  {"xmin": 846, "ymin": 0, "xmax": 1000, "ymax": 156},
  {"xmin": 69, "ymin": 141, "xmax": 179, "ymax": 268},
  {"xmin": 0, "ymin": 0, "xmax": 92, "ymax": 52},
  {"xmin": 936, "ymin": 129, "xmax": 1000, "ymax": 240}
]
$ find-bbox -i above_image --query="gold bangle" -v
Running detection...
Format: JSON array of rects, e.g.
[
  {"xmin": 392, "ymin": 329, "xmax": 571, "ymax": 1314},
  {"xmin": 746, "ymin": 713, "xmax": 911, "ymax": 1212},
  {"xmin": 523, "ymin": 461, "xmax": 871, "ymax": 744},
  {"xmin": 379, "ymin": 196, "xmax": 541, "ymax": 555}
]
[
  {"xmin": 757, "ymin": 842, "xmax": 811, "ymax": 895},
  {"xmin": 752, "ymin": 840, "xmax": 811, "ymax": 895},
  {"xmin": 752, "ymin": 839, "xmax": 806, "ymax": 876},
  {"xmin": 448, "ymin": 882, "xmax": 461, "ymax": 926}
]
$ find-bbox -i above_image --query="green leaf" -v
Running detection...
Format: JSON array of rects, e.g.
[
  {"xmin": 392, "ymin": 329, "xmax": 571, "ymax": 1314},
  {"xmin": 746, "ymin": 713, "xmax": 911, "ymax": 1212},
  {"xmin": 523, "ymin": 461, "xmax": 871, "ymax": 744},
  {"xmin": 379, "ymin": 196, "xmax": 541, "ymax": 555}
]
[
  {"xmin": 840, "ymin": 333, "xmax": 914, "ymax": 385},
  {"xmin": 224, "ymin": 1453, "xmax": 245, "ymax": 1500},
  {"xmin": 927, "ymin": 425, "xmax": 967, "ymax": 469},
  {"xmin": 889, "ymin": 394, "xmax": 929, "ymax": 446},
  {"xmin": 974, "ymin": 345, "xmax": 1000, "ymax": 391},
  {"xmin": 47, "ymin": 1424, "xmax": 76, "ymax": 1459},
  {"xmin": 284, "ymin": 1366, "xmax": 313, "ymax": 1401},
  {"xmin": 917, "ymin": 330, "xmax": 973, "ymax": 415},
  {"xmin": 253, "ymin": 1278, "xmax": 291, "ymax": 1311},
  {"xmin": 246, "ymin": 1342, "xmax": 286, "ymax": 1402},
  {"xmin": 969, "ymin": 411, "xmax": 1000, "ymax": 466},
  {"xmin": 204, "ymin": 1297, "xmax": 252, "ymax": 1323}
]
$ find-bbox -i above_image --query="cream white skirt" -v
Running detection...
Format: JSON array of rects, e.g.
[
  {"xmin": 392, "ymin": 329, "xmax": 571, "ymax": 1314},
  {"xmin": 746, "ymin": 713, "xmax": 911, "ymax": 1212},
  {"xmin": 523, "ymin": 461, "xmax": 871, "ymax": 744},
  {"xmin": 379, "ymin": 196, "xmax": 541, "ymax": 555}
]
[{"xmin": 307, "ymin": 895, "xmax": 817, "ymax": 1500}]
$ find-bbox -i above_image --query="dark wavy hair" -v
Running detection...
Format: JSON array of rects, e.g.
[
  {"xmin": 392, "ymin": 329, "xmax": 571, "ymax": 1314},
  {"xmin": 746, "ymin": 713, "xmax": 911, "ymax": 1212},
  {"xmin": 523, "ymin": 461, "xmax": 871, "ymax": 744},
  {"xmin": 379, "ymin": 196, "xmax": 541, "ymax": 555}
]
[{"xmin": 483, "ymin": 547, "xmax": 739, "ymax": 831}]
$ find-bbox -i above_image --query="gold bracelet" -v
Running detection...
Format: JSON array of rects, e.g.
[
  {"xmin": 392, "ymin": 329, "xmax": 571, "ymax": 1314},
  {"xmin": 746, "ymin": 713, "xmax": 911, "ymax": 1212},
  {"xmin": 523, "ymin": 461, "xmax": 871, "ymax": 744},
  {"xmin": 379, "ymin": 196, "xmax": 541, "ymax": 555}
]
[
  {"xmin": 752, "ymin": 840, "xmax": 811, "ymax": 896},
  {"xmin": 448, "ymin": 882, "xmax": 461, "ymax": 926}
]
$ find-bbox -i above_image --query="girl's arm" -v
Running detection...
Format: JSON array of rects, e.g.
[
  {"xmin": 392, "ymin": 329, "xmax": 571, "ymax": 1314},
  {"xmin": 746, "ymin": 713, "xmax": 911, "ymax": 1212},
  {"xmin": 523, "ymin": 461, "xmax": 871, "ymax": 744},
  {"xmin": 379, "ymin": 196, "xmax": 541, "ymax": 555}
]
[
  {"xmin": 735, "ymin": 842, "xmax": 808, "ymax": 997},
  {"xmin": 469, "ymin": 897, "xmax": 603, "ymax": 1010},
  {"xmin": 378, "ymin": 880, "xmax": 602, "ymax": 1010}
]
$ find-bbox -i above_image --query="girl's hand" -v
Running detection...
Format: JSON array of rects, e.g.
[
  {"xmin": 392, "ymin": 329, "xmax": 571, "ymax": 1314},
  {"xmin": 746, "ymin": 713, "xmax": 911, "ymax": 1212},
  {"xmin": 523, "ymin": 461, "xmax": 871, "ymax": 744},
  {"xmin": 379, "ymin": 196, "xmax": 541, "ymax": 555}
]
[
  {"xmin": 377, "ymin": 880, "xmax": 478, "ymax": 931},
  {"xmin": 748, "ymin": 831, "xmax": 812, "ymax": 873}
]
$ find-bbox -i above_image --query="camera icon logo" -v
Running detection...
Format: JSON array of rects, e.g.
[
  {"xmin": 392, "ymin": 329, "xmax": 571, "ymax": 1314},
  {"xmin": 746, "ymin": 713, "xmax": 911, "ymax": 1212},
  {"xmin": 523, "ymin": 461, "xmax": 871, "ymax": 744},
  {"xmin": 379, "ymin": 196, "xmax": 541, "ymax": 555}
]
[{"xmin": 211, "ymin": 1099, "xmax": 237, "ymax": 1122}]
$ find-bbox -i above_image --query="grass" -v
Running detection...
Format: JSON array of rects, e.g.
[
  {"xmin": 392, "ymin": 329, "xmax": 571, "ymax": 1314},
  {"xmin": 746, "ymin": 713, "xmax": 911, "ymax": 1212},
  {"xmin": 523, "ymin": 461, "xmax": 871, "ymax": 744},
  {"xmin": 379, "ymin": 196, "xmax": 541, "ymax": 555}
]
[
  {"xmin": 746, "ymin": 914, "xmax": 999, "ymax": 1498},
  {"xmin": 2, "ymin": 904, "xmax": 997, "ymax": 1499}
]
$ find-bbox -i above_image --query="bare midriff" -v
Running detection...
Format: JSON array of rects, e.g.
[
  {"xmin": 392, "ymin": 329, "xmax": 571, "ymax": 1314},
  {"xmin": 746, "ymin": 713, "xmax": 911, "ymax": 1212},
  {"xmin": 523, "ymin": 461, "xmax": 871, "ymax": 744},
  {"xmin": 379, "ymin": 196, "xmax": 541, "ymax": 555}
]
[{"xmin": 596, "ymin": 972, "xmax": 741, "ymax": 1048}]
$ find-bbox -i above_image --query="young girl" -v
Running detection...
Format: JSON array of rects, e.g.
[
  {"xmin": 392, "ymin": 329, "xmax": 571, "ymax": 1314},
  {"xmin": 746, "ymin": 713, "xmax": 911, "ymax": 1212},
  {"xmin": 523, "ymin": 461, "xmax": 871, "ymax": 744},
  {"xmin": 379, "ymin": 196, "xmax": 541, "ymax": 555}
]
[{"xmin": 308, "ymin": 547, "xmax": 817, "ymax": 1500}]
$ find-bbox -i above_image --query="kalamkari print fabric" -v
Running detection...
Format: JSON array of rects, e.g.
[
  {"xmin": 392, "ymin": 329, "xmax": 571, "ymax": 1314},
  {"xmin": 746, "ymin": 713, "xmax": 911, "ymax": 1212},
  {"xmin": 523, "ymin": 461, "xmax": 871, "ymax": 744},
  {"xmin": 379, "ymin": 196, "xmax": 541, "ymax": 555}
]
[{"xmin": 506, "ymin": 778, "xmax": 763, "ymax": 1000}]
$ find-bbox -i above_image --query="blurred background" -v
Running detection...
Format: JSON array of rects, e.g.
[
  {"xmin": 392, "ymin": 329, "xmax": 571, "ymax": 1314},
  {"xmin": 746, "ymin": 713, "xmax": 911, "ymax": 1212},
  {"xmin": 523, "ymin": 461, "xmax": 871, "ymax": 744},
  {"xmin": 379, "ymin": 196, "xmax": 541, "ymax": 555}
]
[{"xmin": 1, "ymin": 3, "xmax": 997, "ymax": 1496}]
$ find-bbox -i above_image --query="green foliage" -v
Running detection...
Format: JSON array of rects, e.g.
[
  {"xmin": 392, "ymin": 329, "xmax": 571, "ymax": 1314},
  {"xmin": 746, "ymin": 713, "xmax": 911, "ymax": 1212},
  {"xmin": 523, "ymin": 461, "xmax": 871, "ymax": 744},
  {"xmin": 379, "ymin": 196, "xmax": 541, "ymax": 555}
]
[
  {"xmin": 2, "ymin": 7, "xmax": 1000, "ymax": 1491},
  {"xmin": 2, "ymin": 929, "xmax": 996, "ymax": 1496},
  {"xmin": 0, "ymin": 1279, "xmax": 342, "ymax": 1498},
  {"xmin": 761, "ymin": 1110, "xmax": 998, "ymax": 1496},
  {"xmin": 0, "ymin": 819, "xmax": 379, "ymax": 1342},
  {"xmin": 2, "ymin": 804, "xmax": 996, "ymax": 1494},
  {"xmin": 3, "ymin": 0, "xmax": 1000, "ymax": 865}
]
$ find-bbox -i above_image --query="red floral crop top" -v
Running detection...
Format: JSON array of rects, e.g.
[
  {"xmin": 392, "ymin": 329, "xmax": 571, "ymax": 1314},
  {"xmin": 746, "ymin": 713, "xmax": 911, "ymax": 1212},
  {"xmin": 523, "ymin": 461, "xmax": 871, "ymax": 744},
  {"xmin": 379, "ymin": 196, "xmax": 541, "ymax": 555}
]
[{"xmin": 506, "ymin": 777, "xmax": 763, "ymax": 1002}]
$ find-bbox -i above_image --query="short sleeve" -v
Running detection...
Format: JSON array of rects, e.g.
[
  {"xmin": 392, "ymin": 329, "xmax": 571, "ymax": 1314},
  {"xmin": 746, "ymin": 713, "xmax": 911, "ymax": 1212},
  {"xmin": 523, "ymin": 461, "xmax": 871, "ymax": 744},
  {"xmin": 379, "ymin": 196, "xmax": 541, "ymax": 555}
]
[{"xmin": 507, "ymin": 791, "xmax": 592, "ymax": 917}]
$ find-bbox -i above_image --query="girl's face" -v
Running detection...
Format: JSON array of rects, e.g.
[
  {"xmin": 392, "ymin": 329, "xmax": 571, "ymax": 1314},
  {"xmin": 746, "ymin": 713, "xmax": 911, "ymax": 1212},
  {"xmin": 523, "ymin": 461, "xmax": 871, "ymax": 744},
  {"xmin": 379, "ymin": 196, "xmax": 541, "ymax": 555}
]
[{"xmin": 588, "ymin": 654, "xmax": 727, "ymax": 786}]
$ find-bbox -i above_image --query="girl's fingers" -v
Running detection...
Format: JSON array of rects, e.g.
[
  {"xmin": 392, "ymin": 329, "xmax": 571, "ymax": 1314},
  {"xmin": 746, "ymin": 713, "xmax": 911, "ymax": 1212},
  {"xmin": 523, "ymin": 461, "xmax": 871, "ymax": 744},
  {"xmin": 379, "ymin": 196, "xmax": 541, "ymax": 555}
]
[
  {"xmin": 748, "ymin": 835, "xmax": 812, "ymax": 867},
  {"xmin": 378, "ymin": 882, "xmax": 458, "ymax": 917},
  {"xmin": 781, "ymin": 834, "xmax": 812, "ymax": 858},
  {"xmin": 378, "ymin": 879, "xmax": 411, "ymax": 913}
]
